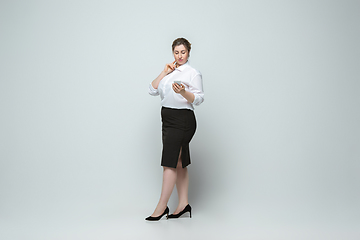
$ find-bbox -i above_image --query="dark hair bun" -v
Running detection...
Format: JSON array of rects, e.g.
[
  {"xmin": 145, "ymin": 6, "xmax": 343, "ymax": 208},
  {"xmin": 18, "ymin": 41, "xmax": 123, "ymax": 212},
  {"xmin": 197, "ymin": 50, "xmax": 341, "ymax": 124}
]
[{"xmin": 172, "ymin": 38, "xmax": 191, "ymax": 52}]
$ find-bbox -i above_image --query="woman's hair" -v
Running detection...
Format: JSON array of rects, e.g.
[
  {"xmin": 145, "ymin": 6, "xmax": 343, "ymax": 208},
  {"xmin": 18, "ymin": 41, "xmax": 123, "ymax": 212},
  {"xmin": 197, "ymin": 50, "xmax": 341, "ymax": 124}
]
[{"xmin": 172, "ymin": 37, "xmax": 191, "ymax": 53}]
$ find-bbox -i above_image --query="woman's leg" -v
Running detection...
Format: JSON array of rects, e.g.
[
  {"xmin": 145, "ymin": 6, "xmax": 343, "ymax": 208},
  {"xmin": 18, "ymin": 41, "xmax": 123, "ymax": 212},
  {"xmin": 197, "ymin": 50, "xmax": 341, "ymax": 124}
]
[
  {"xmin": 151, "ymin": 166, "xmax": 177, "ymax": 217},
  {"xmin": 173, "ymin": 151, "xmax": 189, "ymax": 214}
]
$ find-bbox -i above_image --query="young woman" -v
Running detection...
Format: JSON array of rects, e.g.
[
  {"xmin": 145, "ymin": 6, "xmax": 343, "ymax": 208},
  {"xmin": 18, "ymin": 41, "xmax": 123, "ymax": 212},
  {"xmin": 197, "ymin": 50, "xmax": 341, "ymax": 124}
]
[{"xmin": 146, "ymin": 38, "xmax": 204, "ymax": 221}]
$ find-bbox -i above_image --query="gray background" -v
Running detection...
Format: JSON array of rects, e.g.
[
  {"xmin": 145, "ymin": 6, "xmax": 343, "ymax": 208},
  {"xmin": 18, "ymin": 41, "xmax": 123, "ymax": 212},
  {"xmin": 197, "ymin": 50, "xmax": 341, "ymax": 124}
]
[{"xmin": 1, "ymin": 0, "xmax": 359, "ymax": 239}]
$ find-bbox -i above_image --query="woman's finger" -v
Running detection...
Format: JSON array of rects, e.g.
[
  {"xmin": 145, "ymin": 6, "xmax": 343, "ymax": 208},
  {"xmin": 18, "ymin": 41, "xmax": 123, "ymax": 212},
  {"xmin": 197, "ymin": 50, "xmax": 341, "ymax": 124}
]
[
  {"xmin": 172, "ymin": 83, "xmax": 179, "ymax": 92},
  {"xmin": 168, "ymin": 64, "xmax": 175, "ymax": 70}
]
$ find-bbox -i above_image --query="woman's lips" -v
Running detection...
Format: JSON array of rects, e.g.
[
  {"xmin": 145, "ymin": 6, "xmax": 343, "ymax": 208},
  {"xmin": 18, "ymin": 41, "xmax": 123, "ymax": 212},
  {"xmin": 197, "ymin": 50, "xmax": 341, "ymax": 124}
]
[{"xmin": 178, "ymin": 59, "xmax": 183, "ymax": 62}]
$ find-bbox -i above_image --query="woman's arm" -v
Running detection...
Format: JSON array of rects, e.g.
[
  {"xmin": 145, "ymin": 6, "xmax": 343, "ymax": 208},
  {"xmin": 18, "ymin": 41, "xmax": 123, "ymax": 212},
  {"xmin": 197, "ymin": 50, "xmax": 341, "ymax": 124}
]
[
  {"xmin": 188, "ymin": 73, "xmax": 204, "ymax": 105},
  {"xmin": 172, "ymin": 83, "xmax": 195, "ymax": 103},
  {"xmin": 151, "ymin": 71, "xmax": 168, "ymax": 89},
  {"xmin": 151, "ymin": 61, "xmax": 176, "ymax": 89},
  {"xmin": 172, "ymin": 73, "xmax": 204, "ymax": 105}
]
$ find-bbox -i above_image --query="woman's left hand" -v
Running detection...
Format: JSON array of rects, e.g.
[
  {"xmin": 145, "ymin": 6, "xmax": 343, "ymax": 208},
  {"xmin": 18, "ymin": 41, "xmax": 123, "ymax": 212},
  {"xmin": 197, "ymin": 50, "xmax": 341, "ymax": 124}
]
[{"xmin": 172, "ymin": 83, "xmax": 185, "ymax": 94}]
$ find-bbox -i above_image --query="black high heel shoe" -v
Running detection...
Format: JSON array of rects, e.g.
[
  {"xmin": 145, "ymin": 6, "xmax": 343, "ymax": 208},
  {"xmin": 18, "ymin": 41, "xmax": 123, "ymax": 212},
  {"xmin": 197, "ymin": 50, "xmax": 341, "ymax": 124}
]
[
  {"xmin": 168, "ymin": 204, "xmax": 192, "ymax": 219},
  {"xmin": 145, "ymin": 206, "xmax": 169, "ymax": 221}
]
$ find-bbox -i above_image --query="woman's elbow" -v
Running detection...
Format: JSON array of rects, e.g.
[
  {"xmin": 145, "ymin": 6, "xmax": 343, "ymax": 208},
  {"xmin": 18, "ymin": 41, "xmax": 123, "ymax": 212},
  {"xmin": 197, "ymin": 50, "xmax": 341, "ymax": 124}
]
[{"xmin": 193, "ymin": 95, "xmax": 204, "ymax": 106}]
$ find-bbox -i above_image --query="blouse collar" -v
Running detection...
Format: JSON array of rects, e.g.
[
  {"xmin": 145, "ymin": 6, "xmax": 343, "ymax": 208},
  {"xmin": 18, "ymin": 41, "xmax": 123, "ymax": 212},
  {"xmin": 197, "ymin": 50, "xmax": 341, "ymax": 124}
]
[{"xmin": 176, "ymin": 61, "xmax": 189, "ymax": 72}]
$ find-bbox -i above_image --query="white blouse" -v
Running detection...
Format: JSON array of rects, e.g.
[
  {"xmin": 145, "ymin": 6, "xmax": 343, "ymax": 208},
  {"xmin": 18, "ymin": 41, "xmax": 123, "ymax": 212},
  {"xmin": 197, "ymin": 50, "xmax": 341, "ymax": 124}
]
[{"xmin": 149, "ymin": 62, "xmax": 204, "ymax": 110}]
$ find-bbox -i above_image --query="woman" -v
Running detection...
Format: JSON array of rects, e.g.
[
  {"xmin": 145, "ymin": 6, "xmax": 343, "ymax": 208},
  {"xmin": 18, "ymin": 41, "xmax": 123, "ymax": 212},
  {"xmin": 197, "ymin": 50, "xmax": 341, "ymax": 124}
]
[{"xmin": 146, "ymin": 38, "xmax": 204, "ymax": 221}]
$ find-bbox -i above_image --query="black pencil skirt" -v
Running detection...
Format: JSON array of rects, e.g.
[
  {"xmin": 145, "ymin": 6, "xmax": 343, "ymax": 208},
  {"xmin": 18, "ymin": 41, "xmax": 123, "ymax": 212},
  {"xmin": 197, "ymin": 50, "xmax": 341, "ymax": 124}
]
[{"xmin": 161, "ymin": 107, "xmax": 197, "ymax": 168}]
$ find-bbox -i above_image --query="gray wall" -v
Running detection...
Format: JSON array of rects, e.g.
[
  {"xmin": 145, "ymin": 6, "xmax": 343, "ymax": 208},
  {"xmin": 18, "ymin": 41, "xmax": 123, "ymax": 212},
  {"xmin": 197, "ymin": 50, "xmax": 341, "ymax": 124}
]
[{"xmin": 1, "ymin": 0, "xmax": 359, "ymax": 239}]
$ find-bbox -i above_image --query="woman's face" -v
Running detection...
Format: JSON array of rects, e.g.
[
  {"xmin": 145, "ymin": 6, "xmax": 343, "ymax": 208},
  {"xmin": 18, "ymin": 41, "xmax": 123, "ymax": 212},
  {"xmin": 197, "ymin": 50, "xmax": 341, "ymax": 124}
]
[{"xmin": 173, "ymin": 44, "xmax": 189, "ymax": 66}]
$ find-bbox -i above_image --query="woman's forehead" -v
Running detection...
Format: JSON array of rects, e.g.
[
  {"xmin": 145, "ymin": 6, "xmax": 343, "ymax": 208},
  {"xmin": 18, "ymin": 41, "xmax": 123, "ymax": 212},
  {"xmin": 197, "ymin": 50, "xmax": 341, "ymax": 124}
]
[{"xmin": 174, "ymin": 45, "xmax": 187, "ymax": 51}]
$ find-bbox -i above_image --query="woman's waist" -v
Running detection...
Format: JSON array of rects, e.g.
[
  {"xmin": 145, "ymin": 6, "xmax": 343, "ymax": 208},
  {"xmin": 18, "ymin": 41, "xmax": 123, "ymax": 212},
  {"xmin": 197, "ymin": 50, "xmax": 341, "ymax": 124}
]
[
  {"xmin": 161, "ymin": 106, "xmax": 193, "ymax": 112},
  {"xmin": 161, "ymin": 106, "xmax": 195, "ymax": 121}
]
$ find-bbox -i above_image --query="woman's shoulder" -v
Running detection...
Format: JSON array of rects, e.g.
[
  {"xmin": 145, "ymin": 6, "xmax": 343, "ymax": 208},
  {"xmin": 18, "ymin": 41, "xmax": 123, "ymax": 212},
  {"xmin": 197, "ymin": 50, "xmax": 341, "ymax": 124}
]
[{"xmin": 185, "ymin": 63, "xmax": 201, "ymax": 76}]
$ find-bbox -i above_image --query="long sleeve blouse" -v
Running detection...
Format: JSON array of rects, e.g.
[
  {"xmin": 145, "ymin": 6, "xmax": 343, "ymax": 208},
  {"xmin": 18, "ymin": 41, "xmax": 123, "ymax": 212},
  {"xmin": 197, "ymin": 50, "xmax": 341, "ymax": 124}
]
[{"xmin": 149, "ymin": 62, "xmax": 204, "ymax": 110}]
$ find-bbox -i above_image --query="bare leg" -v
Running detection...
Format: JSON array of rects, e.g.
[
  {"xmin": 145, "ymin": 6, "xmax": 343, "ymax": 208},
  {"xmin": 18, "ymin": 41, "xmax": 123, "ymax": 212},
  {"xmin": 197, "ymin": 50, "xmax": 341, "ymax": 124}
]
[
  {"xmin": 173, "ymin": 151, "xmax": 189, "ymax": 214},
  {"xmin": 151, "ymin": 166, "xmax": 177, "ymax": 217}
]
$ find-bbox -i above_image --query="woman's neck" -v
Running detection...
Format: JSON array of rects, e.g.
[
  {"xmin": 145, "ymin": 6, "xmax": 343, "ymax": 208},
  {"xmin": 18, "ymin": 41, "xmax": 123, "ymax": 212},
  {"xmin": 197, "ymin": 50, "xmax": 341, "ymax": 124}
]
[{"xmin": 176, "ymin": 60, "xmax": 188, "ymax": 68}]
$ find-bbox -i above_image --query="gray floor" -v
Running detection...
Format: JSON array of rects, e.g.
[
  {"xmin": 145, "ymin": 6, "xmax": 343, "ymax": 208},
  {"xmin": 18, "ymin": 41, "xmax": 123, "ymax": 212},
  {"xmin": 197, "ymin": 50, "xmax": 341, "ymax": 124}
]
[{"xmin": 2, "ymin": 205, "xmax": 359, "ymax": 240}]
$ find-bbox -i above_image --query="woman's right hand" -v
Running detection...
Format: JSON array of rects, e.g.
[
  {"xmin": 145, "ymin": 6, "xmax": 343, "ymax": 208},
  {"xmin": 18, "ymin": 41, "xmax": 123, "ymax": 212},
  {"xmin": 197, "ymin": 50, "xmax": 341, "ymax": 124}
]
[{"xmin": 163, "ymin": 61, "xmax": 176, "ymax": 74}]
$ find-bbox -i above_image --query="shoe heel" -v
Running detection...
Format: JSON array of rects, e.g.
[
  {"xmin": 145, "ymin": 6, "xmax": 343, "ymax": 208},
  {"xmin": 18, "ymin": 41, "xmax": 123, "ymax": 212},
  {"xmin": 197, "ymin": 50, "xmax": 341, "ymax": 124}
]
[{"xmin": 167, "ymin": 204, "xmax": 192, "ymax": 219}]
